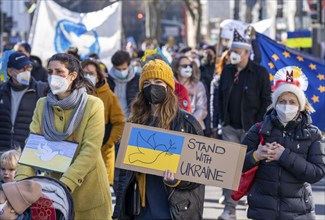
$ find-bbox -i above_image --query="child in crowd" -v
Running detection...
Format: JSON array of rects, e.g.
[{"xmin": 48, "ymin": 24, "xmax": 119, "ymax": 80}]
[{"xmin": 0, "ymin": 150, "xmax": 21, "ymax": 184}]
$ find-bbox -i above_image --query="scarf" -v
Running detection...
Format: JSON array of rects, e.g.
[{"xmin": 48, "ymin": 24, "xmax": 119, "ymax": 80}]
[{"xmin": 42, "ymin": 88, "xmax": 88, "ymax": 141}]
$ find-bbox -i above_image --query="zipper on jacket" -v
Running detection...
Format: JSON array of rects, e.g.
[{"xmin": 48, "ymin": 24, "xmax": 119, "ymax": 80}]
[
  {"xmin": 10, "ymin": 125, "xmax": 14, "ymax": 147},
  {"xmin": 276, "ymin": 167, "xmax": 282, "ymax": 219},
  {"xmin": 277, "ymin": 130, "xmax": 285, "ymax": 219}
]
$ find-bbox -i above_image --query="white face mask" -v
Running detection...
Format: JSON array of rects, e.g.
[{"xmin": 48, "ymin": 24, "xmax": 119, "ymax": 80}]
[
  {"xmin": 85, "ymin": 74, "xmax": 97, "ymax": 85},
  {"xmin": 275, "ymin": 104, "xmax": 299, "ymax": 123},
  {"xmin": 180, "ymin": 66, "xmax": 192, "ymax": 78},
  {"xmin": 230, "ymin": 51, "xmax": 242, "ymax": 64},
  {"xmin": 16, "ymin": 71, "xmax": 31, "ymax": 85},
  {"xmin": 48, "ymin": 75, "xmax": 70, "ymax": 95}
]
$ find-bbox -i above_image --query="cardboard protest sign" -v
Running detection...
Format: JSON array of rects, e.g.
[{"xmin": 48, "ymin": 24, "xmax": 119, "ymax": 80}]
[{"xmin": 116, "ymin": 123, "xmax": 247, "ymax": 190}]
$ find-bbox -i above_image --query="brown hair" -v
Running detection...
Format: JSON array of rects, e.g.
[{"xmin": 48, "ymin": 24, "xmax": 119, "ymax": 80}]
[
  {"xmin": 48, "ymin": 53, "xmax": 95, "ymax": 94},
  {"xmin": 171, "ymin": 55, "xmax": 199, "ymax": 83},
  {"xmin": 81, "ymin": 59, "xmax": 106, "ymax": 88},
  {"xmin": 128, "ymin": 86, "xmax": 178, "ymax": 129}
]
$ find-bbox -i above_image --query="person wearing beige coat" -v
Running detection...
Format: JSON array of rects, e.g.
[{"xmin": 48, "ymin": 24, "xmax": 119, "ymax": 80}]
[
  {"xmin": 82, "ymin": 58, "xmax": 125, "ymax": 185},
  {"xmin": 15, "ymin": 53, "xmax": 112, "ymax": 219}
]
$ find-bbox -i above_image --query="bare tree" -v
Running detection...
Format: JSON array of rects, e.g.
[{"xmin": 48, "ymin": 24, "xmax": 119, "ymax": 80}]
[
  {"xmin": 183, "ymin": 0, "xmax": 202, "ymax": 47},
  {"xmin": 144, "ymin": 0, "xmax": 173, "ymax": 42}
]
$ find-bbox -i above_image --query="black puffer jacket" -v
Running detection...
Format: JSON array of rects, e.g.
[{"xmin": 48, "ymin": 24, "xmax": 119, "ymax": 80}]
[
  {"xmin": 0, "ymin": 79, "xmax": 48, "ymax": 151},
  {"xmin": 242, "ymin": 109, "xmax": 325, "ymax": 220},
  {"xmin": 113, "ymin": 110, "xmax": 205, "ymax": 220}
]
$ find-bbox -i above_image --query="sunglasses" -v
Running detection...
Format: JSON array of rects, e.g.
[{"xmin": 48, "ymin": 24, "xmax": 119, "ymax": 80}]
[{"xmin": 180, "ymin": 64, "xmax": 192, "ymax": 68}]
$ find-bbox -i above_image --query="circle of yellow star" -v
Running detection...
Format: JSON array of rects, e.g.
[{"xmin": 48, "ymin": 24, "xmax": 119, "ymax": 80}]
[
  {"xmin": 296, "ymin": 56, "xmax": 304, "ymax": 62},
  {"xmin": 318, "ymin": 85, "xmax": 325, "ymax": 93},
  {"xmin": 282, "ymin": 51, "xmax": 290, "ymax": 58},
  {"xmin": 311, "ymin": 95, "xmax": 319, "ymax": 103},
  {"xmin": 317, "ymin": 74, "xmax": 325, "ymax": 81},
  {"xmin": 272, "ymin": 54, "xmax": 279, "ymax": 61},
  {"xmin": 269, "ymin": 73, "xmax": 274, "ymax": 81},
  {"xmin": 268, "ymin": 62, "xmax": 274, "ymax": 69},
  {"xmin": 309, "ymin": 63, "xmax": 316, "ymax": 70}
]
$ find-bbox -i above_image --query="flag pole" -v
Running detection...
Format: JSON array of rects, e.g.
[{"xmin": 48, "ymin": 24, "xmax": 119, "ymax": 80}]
[
  {"xmin": 28, "ymin": 0, "xmax": 41, "ymax": 52},
  {"xmin": 0, "ymin": 0, "xmax": 4, "ymax": 54}
]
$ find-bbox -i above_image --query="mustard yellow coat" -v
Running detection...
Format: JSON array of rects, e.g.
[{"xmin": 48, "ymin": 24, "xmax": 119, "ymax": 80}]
[
  {"xmin": 95, "ymin": 82, "xmax": 125, "ymax": 185},
  {"xmin": 16, "ymin": 95, "xmax": 112, "ymax": 220}
]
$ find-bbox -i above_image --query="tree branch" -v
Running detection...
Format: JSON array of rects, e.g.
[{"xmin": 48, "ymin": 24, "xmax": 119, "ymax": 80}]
[
  {"xmin": 183, "ymin": 0, "xmax": 196, "ymax": 20},
  {"xmin": 160, "ymin": 0, "xmax": 173, "ymax": 14}
]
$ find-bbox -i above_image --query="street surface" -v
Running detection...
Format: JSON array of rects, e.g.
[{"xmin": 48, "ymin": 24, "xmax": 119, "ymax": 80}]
[{"xmin": 111, "ymin": 177, "xmax": 325, "ymax": 220}]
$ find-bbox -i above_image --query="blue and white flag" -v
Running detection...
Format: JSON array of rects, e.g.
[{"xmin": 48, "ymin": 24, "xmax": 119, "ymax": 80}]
[
  {"xmin": 29, "ymin": 0, "xmax": 121, "ymax": 68},
  {"xmin": 256, "ymin": 33, "xmax": 325, "ymax": 131}
]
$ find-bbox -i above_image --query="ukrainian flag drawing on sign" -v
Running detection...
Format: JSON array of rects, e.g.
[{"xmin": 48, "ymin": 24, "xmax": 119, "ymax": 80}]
[{"xmin": 124, "ymin": 127, "xmax": 185, "ymax": 173}]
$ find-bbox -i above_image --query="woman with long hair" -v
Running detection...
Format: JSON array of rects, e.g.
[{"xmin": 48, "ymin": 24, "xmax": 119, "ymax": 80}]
[
  {"xmin": 16, "ymin": 53, "xmax": 112, "ymax": 219},
  {"xmin": 171, "ymin": 56, "xmax": 207, "ymax": 131},
  {"xmin": 113, "ymin": 59, "xmax": 205, "ymax": 220},
  {"xmin": 82, "ymin": 58, "xmax": 125, "ymax": 186}
]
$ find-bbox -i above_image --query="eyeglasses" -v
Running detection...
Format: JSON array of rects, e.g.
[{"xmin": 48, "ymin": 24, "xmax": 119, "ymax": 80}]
[
  {"xmin": 180, "ymin": 64, "xmax": 192, "ymax": 68},
  {"xmin": 0, "ymin": 200, "xmax": 7, "ymax": 214}
]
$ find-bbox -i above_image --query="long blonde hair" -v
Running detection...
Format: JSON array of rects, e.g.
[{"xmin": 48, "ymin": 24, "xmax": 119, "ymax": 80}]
[{"xmin": 128, "ymin": 86, "xmax": 178, "ymax": 129}]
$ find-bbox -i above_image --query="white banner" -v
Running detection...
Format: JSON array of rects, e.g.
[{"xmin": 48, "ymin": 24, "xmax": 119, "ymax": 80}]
[
  {"xmin": 220, "ymin": 18, "xmax": 273, "ymax": 39},
  {"xmin": 29, "ymin": 0, "xmax": 121, "ymax": 68}
]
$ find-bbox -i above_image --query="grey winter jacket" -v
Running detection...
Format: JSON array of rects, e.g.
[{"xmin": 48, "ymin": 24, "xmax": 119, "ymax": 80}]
[{"xmin": 242, "ymin": 109, "xmax": 325, "ymax": 220}]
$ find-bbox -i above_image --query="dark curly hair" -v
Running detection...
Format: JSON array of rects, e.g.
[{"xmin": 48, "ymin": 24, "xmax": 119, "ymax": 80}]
[{"xmin": 48, "ymin": 53, "xmax": 95, "ymax": 94}]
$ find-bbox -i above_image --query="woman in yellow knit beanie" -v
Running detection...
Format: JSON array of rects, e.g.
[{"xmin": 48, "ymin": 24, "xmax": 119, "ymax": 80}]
[{"xmin": 113, "ymin": 59, "xmax": 205, "ymax": 220}]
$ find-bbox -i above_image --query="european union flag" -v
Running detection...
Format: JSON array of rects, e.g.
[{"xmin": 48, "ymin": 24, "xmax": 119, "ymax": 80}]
[{"xmin": 256, "ymin": 33, "xmax": 325, "ymax": 131}]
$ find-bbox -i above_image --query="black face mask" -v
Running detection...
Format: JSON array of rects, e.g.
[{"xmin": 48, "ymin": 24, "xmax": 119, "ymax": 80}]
[{"xmin": 143, "ymin": 84, "xmax": 167, "ymax": 104}]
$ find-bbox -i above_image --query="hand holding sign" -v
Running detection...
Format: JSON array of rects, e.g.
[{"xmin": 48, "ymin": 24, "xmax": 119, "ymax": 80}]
[{"xmin": 163, "ymin": 169, "xmax": 175, "ymax": 182}]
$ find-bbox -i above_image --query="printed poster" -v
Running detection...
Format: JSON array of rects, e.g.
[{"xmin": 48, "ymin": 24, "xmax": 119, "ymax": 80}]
[{"xmin": 19, "ymin": 133, "xmax": 78, "ymax": 173}]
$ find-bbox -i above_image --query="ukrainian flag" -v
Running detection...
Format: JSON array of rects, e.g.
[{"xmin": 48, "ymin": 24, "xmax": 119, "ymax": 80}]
[
  {"xmin": 286, "ymin": 30, "xmax": 312, "ymax": 48},
  {"xmin": 124, "ymin": 127, "xmax": 185, "ymax": 173}
]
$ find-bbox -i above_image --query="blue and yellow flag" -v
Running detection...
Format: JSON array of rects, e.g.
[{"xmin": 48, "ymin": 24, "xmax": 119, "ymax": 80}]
[
  {"xmin": 286, "ymin": 30, "xmax": 312, "ymax": 48},
  {"xmin": 123, "ymin": 127, "xmax": 185, "ymax": 172},
  {"xmin": 256, "ymin": 33, "xmax": 325, "ymax": 131}
]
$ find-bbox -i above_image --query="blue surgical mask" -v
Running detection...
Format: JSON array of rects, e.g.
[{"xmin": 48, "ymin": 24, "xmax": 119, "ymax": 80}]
[
  {"xmin": 133, "ymin": 66, "xmax": 142, "ymax": 75},
  {"xmin": 112, "ymin": 67, "xmax": 129, "ymax": 79}
]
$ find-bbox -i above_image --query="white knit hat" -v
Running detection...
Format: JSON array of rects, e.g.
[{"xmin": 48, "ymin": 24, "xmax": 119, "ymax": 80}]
[{"xmin": 272, "ymin": 66, "xmax": 308, "ymax": 111}]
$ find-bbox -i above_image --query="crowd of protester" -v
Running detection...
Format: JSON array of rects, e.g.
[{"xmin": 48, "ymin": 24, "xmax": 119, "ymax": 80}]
[{"xmin": 0, "ymin": 26, "xmax": 324, "ymax": 220}]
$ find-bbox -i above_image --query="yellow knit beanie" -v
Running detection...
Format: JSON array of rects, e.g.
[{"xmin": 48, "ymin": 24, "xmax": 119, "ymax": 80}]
[{"xmin": 139, "ymin": 59, "xmax": 175, "ymax": 91}]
